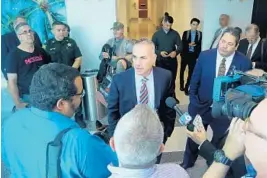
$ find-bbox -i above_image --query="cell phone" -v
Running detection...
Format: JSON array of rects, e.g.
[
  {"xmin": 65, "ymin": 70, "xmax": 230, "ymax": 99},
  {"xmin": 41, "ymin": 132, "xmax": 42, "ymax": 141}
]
[{"xmin": 193, "ymin": 114, "xmax": 203, "ymax": 131}]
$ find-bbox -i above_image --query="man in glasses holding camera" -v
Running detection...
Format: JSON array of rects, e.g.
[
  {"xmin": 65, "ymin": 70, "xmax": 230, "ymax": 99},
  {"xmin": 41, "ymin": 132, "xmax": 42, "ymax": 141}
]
[{"xmin": 100, "ymin": 22, "xmax": 133, "ymax": 73}]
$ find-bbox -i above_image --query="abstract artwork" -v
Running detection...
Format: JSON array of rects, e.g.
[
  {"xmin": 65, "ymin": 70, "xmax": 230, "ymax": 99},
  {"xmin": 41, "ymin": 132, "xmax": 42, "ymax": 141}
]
[{"xmin": 1, "ymin": 0, "xmax": 67, "ymax": 43}]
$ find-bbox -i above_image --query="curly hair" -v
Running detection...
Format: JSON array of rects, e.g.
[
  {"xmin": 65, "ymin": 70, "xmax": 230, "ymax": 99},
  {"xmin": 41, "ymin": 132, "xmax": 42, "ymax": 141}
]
[{"xmin": 29, "ymin": 63, "xmax": 81, "ymax": 111}]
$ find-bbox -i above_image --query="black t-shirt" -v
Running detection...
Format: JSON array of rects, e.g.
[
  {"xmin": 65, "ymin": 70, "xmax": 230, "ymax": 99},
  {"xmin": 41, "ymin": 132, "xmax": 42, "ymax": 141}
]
[
  {"xmin": 6, "ymin": 46, "xmax": 50, "ymax": 95},
  {"xmin": 45, "ymin": 37, "xmax": 82, "ymax": 66}
]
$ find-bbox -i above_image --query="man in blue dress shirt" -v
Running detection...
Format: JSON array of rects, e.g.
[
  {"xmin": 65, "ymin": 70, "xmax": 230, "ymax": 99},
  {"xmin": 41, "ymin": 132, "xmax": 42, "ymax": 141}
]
[{"xmin": 2, "ymin": 63, "xmax": 118, "ymax": 177}]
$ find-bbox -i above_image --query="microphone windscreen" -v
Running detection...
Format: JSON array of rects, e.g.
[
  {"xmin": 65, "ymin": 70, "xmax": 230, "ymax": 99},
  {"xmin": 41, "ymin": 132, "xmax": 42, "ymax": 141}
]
[{"xmin": 165, "ymin": 97, "xmax": 177, "ymax": 109}]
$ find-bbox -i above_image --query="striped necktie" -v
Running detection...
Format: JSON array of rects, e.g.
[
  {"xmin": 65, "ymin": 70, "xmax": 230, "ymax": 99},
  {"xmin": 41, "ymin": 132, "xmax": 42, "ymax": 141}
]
[
  {"xmin": 246, "ymin": 44, "xmax": 253, "ymax": 59},
  {"xmin": 140, "ymin": 77, "xmax": 149, "ymax": 104},
  {"xmin": 217, "ymin": 58, "xmax": 226, "ymax": 76}
]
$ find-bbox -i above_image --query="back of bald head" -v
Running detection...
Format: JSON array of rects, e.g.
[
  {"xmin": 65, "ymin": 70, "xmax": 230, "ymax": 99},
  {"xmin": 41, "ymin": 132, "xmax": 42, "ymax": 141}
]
[{"xmin": 245, "ymin": 24, "xmax": 260, "ymax": 34}]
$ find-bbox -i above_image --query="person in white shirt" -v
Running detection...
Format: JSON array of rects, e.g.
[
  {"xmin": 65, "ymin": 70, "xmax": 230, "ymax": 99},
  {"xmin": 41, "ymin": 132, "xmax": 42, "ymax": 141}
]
[
  {"xmin": 210, "ymin": 14, "xmax": 230, "ymax": 49},
  {"xmin": 108, "ymin": 105, "xmax": 189, "ymax": 178}
]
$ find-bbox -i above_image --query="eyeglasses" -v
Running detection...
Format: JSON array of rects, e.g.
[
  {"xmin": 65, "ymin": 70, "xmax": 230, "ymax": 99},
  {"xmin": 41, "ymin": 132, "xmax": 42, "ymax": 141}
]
[
  {"xmin": 75, "ymin": 90, "xmax": 85, "ymax": 98},
  {"xmin": 19, "ymin": 30, "xmax": 34, "ymax": 35}
]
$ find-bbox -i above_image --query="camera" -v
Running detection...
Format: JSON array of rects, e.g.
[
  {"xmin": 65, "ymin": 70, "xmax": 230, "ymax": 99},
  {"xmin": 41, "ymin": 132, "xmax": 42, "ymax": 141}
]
[
  {"xmin": 212, "ymin": 70, "xmax": 267, "ymax": 120},
  {"xmin": 96, "ymin": 44, "xmax": 117, "ymax": 99}
]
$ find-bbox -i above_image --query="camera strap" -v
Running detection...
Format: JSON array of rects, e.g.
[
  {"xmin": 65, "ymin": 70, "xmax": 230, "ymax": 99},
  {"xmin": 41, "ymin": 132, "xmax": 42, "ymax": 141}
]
[{"xmin": 46, "ymin": 127, "xmax": 76, "ymax": 178}]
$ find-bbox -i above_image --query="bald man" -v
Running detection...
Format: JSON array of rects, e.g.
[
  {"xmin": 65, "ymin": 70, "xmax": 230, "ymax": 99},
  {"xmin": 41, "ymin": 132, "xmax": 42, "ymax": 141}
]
[{"xmin": 210, "ymin": 14, "xmax": 230, "ymax": 49}]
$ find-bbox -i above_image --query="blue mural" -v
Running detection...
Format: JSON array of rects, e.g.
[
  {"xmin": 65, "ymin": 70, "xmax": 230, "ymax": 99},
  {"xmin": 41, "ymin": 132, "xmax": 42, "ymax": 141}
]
[{"xmin": 1, "ymin": 0, "xmax": 67, "ymax": 43}]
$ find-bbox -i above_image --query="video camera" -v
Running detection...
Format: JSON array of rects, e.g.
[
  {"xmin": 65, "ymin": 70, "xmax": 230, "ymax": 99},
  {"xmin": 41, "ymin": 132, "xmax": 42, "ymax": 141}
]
[
  {"xmin": 97, "ymin": 44, "xmax": 117, "ymax": 99},
  {"xmin": 212, "ymin": 69, "xmax": 267, "ymax": 120}
]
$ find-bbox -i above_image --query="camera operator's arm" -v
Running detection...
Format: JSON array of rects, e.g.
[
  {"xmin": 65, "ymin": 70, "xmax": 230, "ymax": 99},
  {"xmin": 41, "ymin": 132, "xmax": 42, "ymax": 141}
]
[{"xmin": 203, "ymin": 118, "xmax": 246, "ymax": 178}]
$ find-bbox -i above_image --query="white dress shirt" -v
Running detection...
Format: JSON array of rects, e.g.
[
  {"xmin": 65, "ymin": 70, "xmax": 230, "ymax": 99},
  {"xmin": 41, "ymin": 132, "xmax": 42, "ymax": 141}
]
[
  {"xmin": 108, "ymin": 164, "xmax": 190, "ymax": 178},
  {"xmin": 135, "ymin": 70, "xmax": 155, "ymax": 109},
  {"xmin": 247, "ymin": 37, "xmax": 261, "ymax": 59},
  {"xmin": 212, "ymin": 27, "xmax": 228, "ymax": 49},
  {"xmin": 216, "ymin": 50, "xmax": 235, "ymax": 77}
]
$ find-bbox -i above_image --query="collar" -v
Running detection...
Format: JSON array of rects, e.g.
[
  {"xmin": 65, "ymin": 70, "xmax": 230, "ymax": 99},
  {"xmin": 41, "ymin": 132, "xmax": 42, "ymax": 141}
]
[
  {"xmin": 29, "ymin": 107, "xmax": 79, "ymax": 128},
  {"xmin": 108, "ymin": 164, "xmax": 156, "ymax": 177},
  {"xmin": 162, "ymin": 28, "xmax": 171, "ymax": 34},
  {"xmin": 217, "ymin": 50, "xmax": 235, "ymax": 61},
  {"xmin": 135, "ymin": 69, "xmax": 153, "ymax": 82},
  {"xmin": 114, "ymin": 37, "xmax": 124, "ymax": 42}
]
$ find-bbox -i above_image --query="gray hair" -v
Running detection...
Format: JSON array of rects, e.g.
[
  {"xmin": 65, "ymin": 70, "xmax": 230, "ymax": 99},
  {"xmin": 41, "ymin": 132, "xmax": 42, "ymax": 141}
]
[
  {"xmin": 134, "ymin": 38, "xmax": 156, "ymax": 53},
  {"xmin": 13, "ymin": 15, "xmax": 26, "ymax": 28},
  {"xmin": 113, "ymin": 105, "xmax": 164, "ymax": 168},
  {"xmin": 245, "ymin": 24, "xmax": 260, "ymax": 34},
  {"xmin": 221, "ymin": 27, "xmax": 241, "ymax": 46},
  {"xmin": 14, "ymin": 22, "xmax": 29, "ymax": 34}
]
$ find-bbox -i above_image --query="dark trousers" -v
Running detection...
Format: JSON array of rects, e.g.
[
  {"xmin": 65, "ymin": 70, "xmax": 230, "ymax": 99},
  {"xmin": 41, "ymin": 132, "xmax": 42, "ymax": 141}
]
[
  {"xmin": 182, "ymin": 110, "xmax": 231, "ymax": 167},
  {"xmin": 156, "ymin": 58, "xmax": 178, "ymax": 97},
  {"xmin": 180, "ymin": 53, "xmax": 197, "ymax": 89}
]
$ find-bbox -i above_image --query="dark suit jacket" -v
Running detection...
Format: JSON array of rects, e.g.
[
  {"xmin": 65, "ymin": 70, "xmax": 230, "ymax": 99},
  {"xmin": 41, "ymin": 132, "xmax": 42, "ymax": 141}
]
[
  {"xmin": 181, "ymin": 30, "xmax": 202, "ymax": 57},
  {"xmin": 199, "ymin": 139, "xmax": 246, "ymax": 178},
  {"xmin": 189, "ymin": 49, "xmax": 252, "ymax": 119},
  {"xmin": 1, "ymin": 31, "xmax": 42, "ymax": 79},
  {"xmin": 108, "ymin": 67, "xmax": 176, "ymax": 136},
  {"xmin": 237, "ymin": 38, "xmax": 267, "ymax": 71}
]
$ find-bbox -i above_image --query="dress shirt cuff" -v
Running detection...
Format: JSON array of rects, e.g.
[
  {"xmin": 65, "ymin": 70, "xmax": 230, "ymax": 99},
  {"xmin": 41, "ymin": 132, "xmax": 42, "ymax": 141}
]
[{"xmin": 198, "ymin": 140, "xmax": 208, "ymax": 150}]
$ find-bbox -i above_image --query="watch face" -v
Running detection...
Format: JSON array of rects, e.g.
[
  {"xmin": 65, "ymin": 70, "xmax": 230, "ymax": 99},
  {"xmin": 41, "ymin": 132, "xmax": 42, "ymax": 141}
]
[{"xmin": 214, "ymin": 150, "xmax": 225, "ymax": 162}]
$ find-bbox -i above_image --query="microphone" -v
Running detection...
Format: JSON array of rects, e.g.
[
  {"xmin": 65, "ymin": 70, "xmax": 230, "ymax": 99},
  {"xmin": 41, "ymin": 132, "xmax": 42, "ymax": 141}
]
[{"xmin": 165, "ymin": 97, "xmax": 194, "ymax": 131}]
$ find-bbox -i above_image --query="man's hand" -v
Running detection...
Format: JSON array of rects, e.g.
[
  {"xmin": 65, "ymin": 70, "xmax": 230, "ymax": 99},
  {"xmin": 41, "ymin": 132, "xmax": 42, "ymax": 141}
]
[
  {"xmin": 186, "ymin": 115, "xmax": 207, "ymax": 145},
  {"xmin": 246, "ymin": 68, "xmax": 265, "ymax": 77},
  {"xmin": 160, "ymin": 51, "xmax": 168, "ymax": 58},
  {"xmin": 102, "ymin": 52, "xmax": 110, "ymax": 59},
  {"xmin": 189, "ymin": 42, "xmax": 196, "ymax": 47},
  {"xmin": 15, "ymin": 102, "xmax": 28, "ymax": 110},
  {"xmin": 223, "ymin": 118, "xmax": 246, "ymax": 160},
  {"xmin": 169, "ymin": 51, "xmax": 177, "ymax": 58}
]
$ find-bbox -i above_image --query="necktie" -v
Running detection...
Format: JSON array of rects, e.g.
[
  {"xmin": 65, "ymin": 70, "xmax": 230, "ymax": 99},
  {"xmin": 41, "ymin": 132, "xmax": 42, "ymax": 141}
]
[
  {"xmin": 246, "ymin": 44, "xmax": 253, "ymax": 59},
  {"xmin": 217, "ymin": 58, "xmax": 226, "ymax": 76},
  {"xmin": 140, "ymin": 78, "xmax": 149, "ymax": 104}
]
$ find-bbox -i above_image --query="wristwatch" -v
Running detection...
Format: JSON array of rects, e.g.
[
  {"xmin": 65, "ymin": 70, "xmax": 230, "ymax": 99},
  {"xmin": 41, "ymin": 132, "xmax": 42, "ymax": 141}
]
[{"xmin": 214, "ymin": 150, "xmax": 233, "ymax": 166}]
